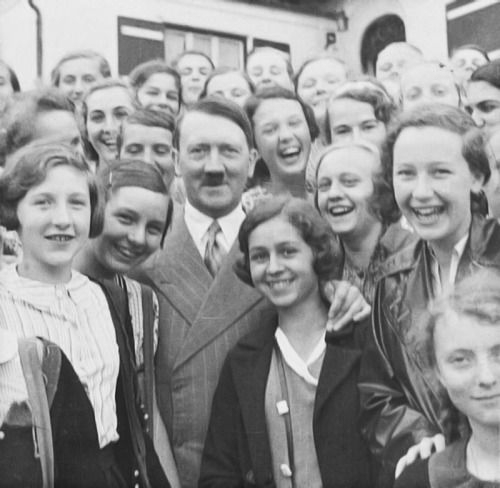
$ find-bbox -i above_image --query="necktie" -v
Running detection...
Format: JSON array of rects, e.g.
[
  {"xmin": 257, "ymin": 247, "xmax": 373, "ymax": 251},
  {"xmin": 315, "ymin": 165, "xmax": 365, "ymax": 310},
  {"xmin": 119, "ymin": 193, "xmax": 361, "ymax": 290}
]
[{"xmin": 204, "ymin": 220, "xmax": 226, "ymax": 277}]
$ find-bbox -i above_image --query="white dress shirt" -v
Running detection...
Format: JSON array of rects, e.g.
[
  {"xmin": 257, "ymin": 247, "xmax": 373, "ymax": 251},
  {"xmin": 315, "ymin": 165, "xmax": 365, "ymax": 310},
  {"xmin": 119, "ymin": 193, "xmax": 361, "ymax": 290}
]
[{"xmin": 184, "ymin": 201, "xmax": 246, "ymax": 259}]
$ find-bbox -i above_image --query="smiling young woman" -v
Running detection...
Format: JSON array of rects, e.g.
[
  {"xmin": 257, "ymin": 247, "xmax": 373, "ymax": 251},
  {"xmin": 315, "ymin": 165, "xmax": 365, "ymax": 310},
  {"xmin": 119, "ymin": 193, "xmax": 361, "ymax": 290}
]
[
  {"xmin": 395, "ymin": 270, "xmax": 500, "ymax": 487},
  {"xmin": 358, "ymin": 103, "xmax": 500, "ymax": 485},
  {"xmin": 199, "ymin": 195, "xmax": 375, "ymax": 487},
  {"xmin": 0, "ymin": 143, "xmax": 170, "ymax": 487}
]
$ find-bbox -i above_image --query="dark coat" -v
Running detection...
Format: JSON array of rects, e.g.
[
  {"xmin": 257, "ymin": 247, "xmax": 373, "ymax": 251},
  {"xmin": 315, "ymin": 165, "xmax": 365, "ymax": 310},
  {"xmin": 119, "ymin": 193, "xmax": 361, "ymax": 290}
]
[
  {"xmin": 199, "ymin": 310, "xmax": 375, "ymax": 488},
  {"xmin": 358, "ymin": 216, "xmax": 500, "ymax": 482}
]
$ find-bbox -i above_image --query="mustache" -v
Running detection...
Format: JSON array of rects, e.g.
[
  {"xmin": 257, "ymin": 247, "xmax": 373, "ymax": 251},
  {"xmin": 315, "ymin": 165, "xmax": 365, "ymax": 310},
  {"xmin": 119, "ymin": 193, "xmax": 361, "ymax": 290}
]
[{"xmin": 202, "ymin": 173, "xmax": 225, "ymax": 186}]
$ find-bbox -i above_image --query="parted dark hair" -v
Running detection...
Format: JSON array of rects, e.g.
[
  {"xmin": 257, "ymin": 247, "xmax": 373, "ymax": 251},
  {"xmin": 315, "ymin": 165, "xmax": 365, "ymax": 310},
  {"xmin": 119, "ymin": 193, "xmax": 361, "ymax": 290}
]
[
  {"xmin": 470, "ymin": 58, "xmax": 500, "ymax": 90},
  {"xmin": 51, "ymin": 50, "xmax": 111, "ymax": 86},
  {"xmin": 98, "ymin": 159, "xmax": 173, "ymax": 246},
  {"xmin": 244, "ymin": 86, "xmax": 320, "ymax": 144},
  {"xmin": 1, "ymin": 88, "xmax": 76, "ymax": 159},
  {"xmin": 314, "ymin": 141, "xmax": 401, "ymax": 225},
  {"xmin": 0, "ymin": 142, "xmax": 103, "ymax": 237},
  {"xmin": 199, "ymin": 67, "xmax": 255, "ymax": 100},
  {"xmin": 172, "ymin": 50, "xmax": 215, "ymax": 70},
  {"xmin": 329, "ymin": 77, "xmax": 397, "ymax": 126},
  {"xmin": 235, "ymin": 195, "xmax": 342, "ymax": 286},
  {"xmin": 174, "ymin": 95, "xmax": 254, "ymax": 149},
  {"xmin": 0, "ymin": 60, "xmax": 20, "ymax": 92},
  {"xmin": 117, "ymin": 107, "xmax": 176, "ymax": 153},
  {"xmin": 383, "ymin": 103, "xmax": 491, "ymax": 198}
]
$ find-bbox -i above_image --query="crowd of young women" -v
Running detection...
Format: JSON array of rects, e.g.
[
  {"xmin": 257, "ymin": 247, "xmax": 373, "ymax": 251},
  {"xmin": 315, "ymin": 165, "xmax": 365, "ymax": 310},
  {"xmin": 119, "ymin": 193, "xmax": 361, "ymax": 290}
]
[{"xmin": 0, "ymin": 38, "xmax": 499, "ymax": 487}]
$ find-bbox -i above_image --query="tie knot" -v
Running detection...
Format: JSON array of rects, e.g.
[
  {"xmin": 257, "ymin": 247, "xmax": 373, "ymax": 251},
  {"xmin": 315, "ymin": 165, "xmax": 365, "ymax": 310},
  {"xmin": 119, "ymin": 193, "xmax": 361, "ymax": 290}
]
[{"xmin": 207, "ymin": 220, "xmax": 221, "ymax": 238}]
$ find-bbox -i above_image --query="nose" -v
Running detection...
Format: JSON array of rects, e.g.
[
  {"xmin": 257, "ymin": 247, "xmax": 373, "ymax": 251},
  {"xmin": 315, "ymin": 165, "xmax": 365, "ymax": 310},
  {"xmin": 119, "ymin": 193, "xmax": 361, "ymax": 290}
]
[
  {"xmin": 73, "ymin": 78, "xmax": 84, "ymax": 95},
  {"xmin": 412, "ymin": 172, "xmax": 434, "ymax": 200},
  {"xmin": 476, "ymin": 357, "xmax": 497, "ymax": 388},
  {"xmin": 52, "ymin": 202, "xmax": 71, "ymax": 227},
  {"xmin": 143, "ymin": 147, "xmax": 154, "ymax": 165},
  {"xmin": 267, "ymin": 252, "xmax": 283, "ymax": 274},
  {"xmin": 278, "ymin": 123, "xmax": 294, "ymax": 142},
  {"xmin": 327, "ymin": 179, "xmax": 343, "ymax": 199},
  {"xmin": 204, "ymin": 147, "xmax": 224, "ymax": 174},
  {"xmin": 128, "ymin": 224, "xmax": 146, "ymax": 247}
]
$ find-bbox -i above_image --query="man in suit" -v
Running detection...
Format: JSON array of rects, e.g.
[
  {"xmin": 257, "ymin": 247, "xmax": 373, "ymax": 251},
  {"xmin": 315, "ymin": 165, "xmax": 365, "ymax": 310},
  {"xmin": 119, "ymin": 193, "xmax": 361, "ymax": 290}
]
[{"xmin": 144, "ymin": 97, "xmax": 369, "ymax": 487}]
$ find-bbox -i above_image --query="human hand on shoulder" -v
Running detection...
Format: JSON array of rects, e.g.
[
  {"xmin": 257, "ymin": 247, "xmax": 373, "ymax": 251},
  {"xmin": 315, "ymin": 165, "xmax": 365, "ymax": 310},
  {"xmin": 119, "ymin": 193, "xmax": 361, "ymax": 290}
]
[
  {"xmin": 395, "ymin": 433, "xmax": 445, "ymax": 479},
  {"xmin": 323, "ymin": 280, "xmax": 371, "ymax": 332}
]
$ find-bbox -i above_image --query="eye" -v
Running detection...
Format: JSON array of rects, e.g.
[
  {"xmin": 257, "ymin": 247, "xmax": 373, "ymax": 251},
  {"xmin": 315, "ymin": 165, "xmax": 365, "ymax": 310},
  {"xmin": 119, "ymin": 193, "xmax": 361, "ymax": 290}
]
[
  {"xmin": 250, "ymin": 67, "xmax": 263, "ymax": 77},
  {"xmin": 395, "ymin": 168, "xmax": 415, "ymax": 178},
  {"xmin": 200, "ymin": 68, "xmax": 210, "ymax": 76},
  {"xmin": 145, "ymin": 88, "xmax": 160, "ymax": 96},
  {"xmin": 114, "ymin": 107, "xmax": 131, "ymax": 120},
  {"xmin": 301, "ymin": 78, "xmax": 315, "ymax": 89},
  {"xmin": 261, "ymin": 124, "xmax": 277, "ymax": 136},
  {"xmin": 221, "ymin": 145, "xmax": 239, "ymax": 157},
  {"xmin": 333, "ymin": 126, "xmax": 351, "ymax": 135},
  {"xmin": 281, "ymin": 246, "xmax": 297, "ymax": 257},
  {"xmin": 89, "ymin": 111, "xmax": 104, "ymax": 123},
  {"xmin": 124, "ymin": 144, "xmax": 143, "ymax": 155},
  {"xmin": 361, "ymin": 121, "xmax": 379, "ymax": 131},
  {"xmin": 180, "ymin": 68, "xmax": 193, "ymax": 76},
  {"xmin": 477, "ymin": 101, "xmax": 500, "ymax": 113},
  {"xmin": 432, "ymin": 85, "xmax": 449, "ymax": 97},
  {"xmin": 289, "ymin": 117, "xmax": 304, "ymax": 128},
  {"xmin": 249, "ymin": 250, "xmax": 268, "ymax": 262},
  {"xmin": 167, "ymin": 91, "xmax": 179, "ymax": 101},
  {"xmin": 116, "ymin": 214, "xmax": 133, "ymax": 225},
  {"xmin": 270, "ymin": 66, "xmax": 283, "ymax": 75},
  {"xmin": 62, "ymin": 75, "xmax": 76, "ymax": 85},
  {"xmin": 189, "ymin": 145, "xmax": 208, "ymax": 158},
  {"xmin": 69, "ymin": 197, "xmax": 88, "ymax": 207},
  {"xmin": 432, "ymin": 167, "xmax": 452, "ymax": 177},
  {"xmin": 405, "ymin": 87, "xmax": 421, "ymax": 101},
  {"xmin": 34, "ymin": 197, "xmax": 51, "ymax": 207},
  {"xmin": 378, "ymin": 62, "xmax": 392, "ymax": 72},
  {"xmin": 83, "ymin": 75, "xmax": 96, "ymax": 84},
  {"xmin": 147, "ymin": 224, "xmax": 163, "ymax": 236},
  {"xmin": 448, "ymin": 353, "xmax": 471, "ymax": 367},
  {"xmin": 153, "ymin": 144, "xmax": 172, "ymax": 156},
  {"xmin": 341, "ymin": 176, "xmax": 360, "ymax": 187},
  {"xmin": 317, "ymin": 178, "xmax": 331, "ymax": 192}
]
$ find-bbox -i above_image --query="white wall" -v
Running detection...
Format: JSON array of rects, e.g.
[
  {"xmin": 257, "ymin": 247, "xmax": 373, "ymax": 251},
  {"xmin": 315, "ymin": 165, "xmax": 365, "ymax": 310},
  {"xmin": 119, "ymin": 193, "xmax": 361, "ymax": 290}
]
[
  {"xmin": 0, "ymin": 0, "xmax": 337, "ymax": 89},
  {"xmin": 333, "ymin": 0, "xmax": 449, "ymax": 74}
]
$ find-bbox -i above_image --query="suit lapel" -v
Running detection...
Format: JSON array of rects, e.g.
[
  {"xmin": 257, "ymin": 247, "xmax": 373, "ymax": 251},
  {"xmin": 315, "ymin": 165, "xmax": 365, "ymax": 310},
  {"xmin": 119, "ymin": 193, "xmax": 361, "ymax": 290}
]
[
  {"xmin": 314, "ymin": 344, "xmax": 361, "ymax": 416},
  {"xmin": 174, "ymin": 242, "xmax": 264, "ymax": 366},
  {"xmin": 150, "ymin": 212, "xmax": 212, "ymax": 325}
]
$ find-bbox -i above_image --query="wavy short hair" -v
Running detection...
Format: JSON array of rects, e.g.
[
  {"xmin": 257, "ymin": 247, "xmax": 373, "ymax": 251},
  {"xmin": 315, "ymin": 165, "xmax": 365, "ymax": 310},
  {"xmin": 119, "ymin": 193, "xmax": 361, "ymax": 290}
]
[
  {"xmin": 234, "ymin": 195, "xmax": 342, "ymax": 286},
  {"xmin": 383, "ymin": 103, "xmax": 491, "ymax": 199},
  {"xmin": 98, "ymin": 159, "xmax": 173, "ymax": 246},
  {"xmin": 314, "ymin": 140, "xmax": 401, "ymax": 226},
  {"xmin": 329, "ymin": 76, "xmax": 397, "ymax": 126},
  {"xmin": 245, "ymin": 86, "xmax": 320, "ymax": 144},
  {"xmin": 0, "ymin": 142, "xmax": 103, "ymax": 237},
  {"xmin": 51, "ymin": 50, "xmax": 111, "ymax": 86},
  {"xmin": 294, "ymin": 54, "xmax": 347, "ymax": 90}
]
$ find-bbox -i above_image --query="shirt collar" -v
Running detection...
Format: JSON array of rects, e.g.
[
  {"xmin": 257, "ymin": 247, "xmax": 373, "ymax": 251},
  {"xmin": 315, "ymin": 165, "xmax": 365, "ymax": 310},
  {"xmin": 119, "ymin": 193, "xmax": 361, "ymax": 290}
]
[
  {"xmin": 274, "ymin": 327, "xmax": 326, "ymax": 386},
  {"xmin": 430, "ymin": 233, "xmax": 469, "ymax": 293},
  {"xmin": 184, "ymin": 201, "xmax": 245, "ymax": 256}
]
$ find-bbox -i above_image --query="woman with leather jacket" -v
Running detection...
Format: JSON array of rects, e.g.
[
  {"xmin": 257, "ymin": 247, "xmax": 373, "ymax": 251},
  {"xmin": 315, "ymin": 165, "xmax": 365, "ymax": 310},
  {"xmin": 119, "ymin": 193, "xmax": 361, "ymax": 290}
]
[{"xmin": 358, "ymin": 103, "xmax": 500, "ymax": 485}]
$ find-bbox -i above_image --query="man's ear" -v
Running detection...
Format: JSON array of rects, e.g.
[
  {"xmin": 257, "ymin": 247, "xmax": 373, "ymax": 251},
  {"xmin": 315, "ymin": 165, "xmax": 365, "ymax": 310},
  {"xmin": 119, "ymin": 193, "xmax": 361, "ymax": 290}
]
[{"xmin": 247, "ymin": 148, "xmax": 259, "ymax": 179}]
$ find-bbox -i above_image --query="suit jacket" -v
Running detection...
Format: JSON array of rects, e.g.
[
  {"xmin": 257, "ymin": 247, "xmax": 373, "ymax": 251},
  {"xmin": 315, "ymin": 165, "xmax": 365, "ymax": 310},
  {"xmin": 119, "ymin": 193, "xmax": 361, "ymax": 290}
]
[
  {"xmin": 143, "ymin": 209, "xmax": 273, "ymax": 488},
  {"xmin": 199, "ymin": 310, "xmax": 375, "ymax": 488}
]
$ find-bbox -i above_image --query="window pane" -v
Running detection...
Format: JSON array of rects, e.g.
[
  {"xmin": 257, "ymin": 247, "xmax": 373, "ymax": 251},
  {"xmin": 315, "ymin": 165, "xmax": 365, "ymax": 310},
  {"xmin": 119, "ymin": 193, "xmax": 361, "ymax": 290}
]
[
  {"xmin": 192, "ymin": 34, "xmax": 212, "ymax": 57},
  {"xmin": 165, "ymin": 30, "xmax": 186, "ymax": 64},
  {"xmin": 218, "ymin": 38, "xmax": 243, "ymax": 69}
]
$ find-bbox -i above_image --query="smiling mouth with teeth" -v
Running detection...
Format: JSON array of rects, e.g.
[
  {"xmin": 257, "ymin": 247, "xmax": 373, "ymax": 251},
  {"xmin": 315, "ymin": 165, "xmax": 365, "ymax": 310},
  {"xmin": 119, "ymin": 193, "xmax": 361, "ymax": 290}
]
[
  {"xmin": 46, "ymin": 235, "xmax": 73, "ymax": 242},
  {"xmin": 412, "ymin": 207, "xmax": 444, "ymax": 219},
  {"xmin": 280, "ymin": 147, "xmax": 301, "ymax": 159},
  {"xmin": 329, "ymin": 206, "xmax": 353, "ymax": 216},
  {"xmin": 267, "ymin": 279, "xmax": 293, "ymax": 289}
]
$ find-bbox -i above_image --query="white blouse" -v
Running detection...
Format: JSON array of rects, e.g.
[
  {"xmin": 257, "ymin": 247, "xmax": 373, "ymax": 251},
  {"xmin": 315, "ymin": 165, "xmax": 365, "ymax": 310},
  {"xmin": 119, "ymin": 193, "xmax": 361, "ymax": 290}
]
[{"xmin": 0, "ymin": 264, "xmax": 120, "ymax": 448}]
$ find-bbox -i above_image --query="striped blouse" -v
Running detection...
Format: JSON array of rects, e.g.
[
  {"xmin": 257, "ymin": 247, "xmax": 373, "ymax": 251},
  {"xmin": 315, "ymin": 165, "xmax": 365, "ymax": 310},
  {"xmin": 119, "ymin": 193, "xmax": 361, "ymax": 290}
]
[{"xmin": 0, "ymin": 264, "xmax": 120, "ymax": 448}]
